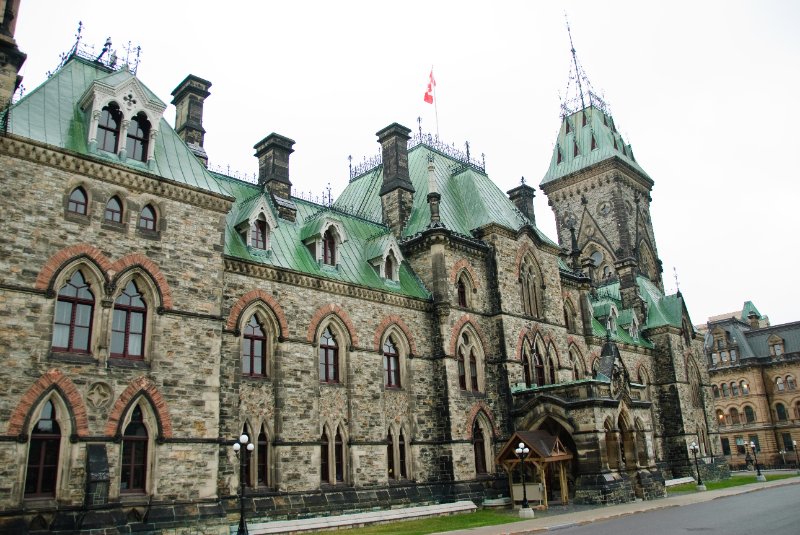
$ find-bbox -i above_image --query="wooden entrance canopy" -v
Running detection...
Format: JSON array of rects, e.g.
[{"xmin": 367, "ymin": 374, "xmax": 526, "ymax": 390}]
[{"xmin": 496, "ymin": 430, "xmax": 574, "ymax": 508}]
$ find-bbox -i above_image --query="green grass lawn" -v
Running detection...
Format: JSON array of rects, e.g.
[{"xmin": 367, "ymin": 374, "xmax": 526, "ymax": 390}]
[
  {"xmin": 668, "ymin": 472, "xmax": 798, "ymax": 493},
  {"xmin": 342, "ymin": 509, "xmax": 523, "ymax": 535}
]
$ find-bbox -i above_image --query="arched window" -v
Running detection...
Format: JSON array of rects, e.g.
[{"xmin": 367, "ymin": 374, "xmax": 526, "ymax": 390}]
[
  {"xmin": 319, "ymin": 328, "xmax": 338, "ymax": 383},
  {"xmin": 744, "ymin": 406, "xmax": 756, "ymax": 423},
  {"xmin": 776, "ymin": 377, "xmax": 785, "ymax": 391},
  {"xmin": 740, "ymin": 381, "xmax": 750, "ymax": 395},
  {"xmin": 320, "ymin": 430, "xmax": 329, "ymax": 483},
  {"xmin": 548, "ymin": 355, "xmax": 557, "ymax": 385},
  {"xmin": 520, "ymin": 256, "xmax": 542, "ymax": 318},
  {"xmin": 98, "ymin": 103, "xmax": 122, "ymax": 153},
  {"xmin": 138, "ymin": 204, "xmax": 156, "ymax": 231},
  {"xmin": 472, "ymin": 420, "xmax": 487, "ymax": 475},
  {"xmin": 110, "ymin": 280, "xmax": 146, "ymax": 360},
  {"xmin": 731, "ymin": 382, "xmax": 739, "ymax": 396},
  {"xmin": 715, "ymin": 409, "xmax": 724, "ymax": 423},
  {"xmin": 241, "ymin": 424, "xmax": 253, "ymax": 487},
  {"xmin": 257, "ymin": 428, "xmax": 269, "ymax": 487},
  {"xmin": 386, "ymin": 431, "xmax": 395, "ymax": 479},
  {"xmin": 251, "ymin": 213, "xmax": 268, "ymax": 249},
  {"xmin": 721, "ymin": 383, "xmax": 729, "ymax": 397},
  {"xmin": 383, "ymin": 336, "xmax": 400, "ymax": 388},
  {"xmin": 469, "ymin": 350, "xmax": 478, "ymax": 391},
  {"xmin": 729, "ymin": 408, "xmax": 740, "ymax": 425},
  {"xmin": 712, "ymin": 385, "xmax": 720, "ymax": 398},
  {"xmin": 334, "ymin": 428, "xmax": 344, "ymax": 483},
  {"xmin": 105, "ymin": 196, "xmax": 123, "ymax": 223},
  {"xmin": 787, "ymin": 375, "xmax": 796, "ymax": 390},
  {"xmin": 68, "ymin": 187, "xmax": 88, "ymax": 215},
  {"xmin": 457, "ymin": 278, "xmax": 467, "ymax": 308},
  {"xmin": 563, "ymin": 300, "xmax": 578, "ymax": 334},
  {"xmin": 457, "ymin": 348, "xmax": 467, "ymax": 390},
  {"xmin": 776, "ymin": 403, "xmax": 788, "ymax": 421},
  {"xmin": 242, "ymin": 315, "xmax": 267, "ymax": 377},
  {"xmin": 120, "ymin": 406, "xmax": 148, "ymax": 493},
  {"xmin": 533, "ymin": 347, "xmax": 545, "ymax": 387},
  {"xmin": 126, "ymin": 112, "xmax": 150, "ymax": 162},
  {"xmin": 570, "ymin": 349, "xmax": 583, "ymax": 380},
  {"xmin": 521, "ymin": 349, "xmax": 531, "ymax": 388},
  {"xmin": 25, "ymin": 400, "xmax": 61, "ymax": 497},
  {"xmin": 323, "ymin": 228, "xmax": 336, "ymax": 266},
  {"xmin": 384, "ymin": 254, "xmax": 395, "ymax": 281},
  {"xmin": 52, "ymin": 270, "xmax": 94, "ymax": 353},
  {"xmin": 398, "ymin": 430, "xmax": 408, "ymax": 479}
]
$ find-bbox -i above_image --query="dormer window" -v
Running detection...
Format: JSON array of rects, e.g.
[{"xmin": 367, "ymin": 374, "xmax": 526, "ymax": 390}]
[
  {"xmin": 98, "ymin": 103, "xmax": 122, "ymax": 153},
  {"xmin": 251, "ymin": 214, "xmax": 268, "ymax": 250},
  {"xmin": 323, "ymin": 228, "xmax": 336, "ymax": 266},
  {"xmin": 126, "ymin": 112, "xmax": 150, "ymax": 162},
  {"xmin": 385, "ymin": 255, "xmax": 394, "ymax": 280}
]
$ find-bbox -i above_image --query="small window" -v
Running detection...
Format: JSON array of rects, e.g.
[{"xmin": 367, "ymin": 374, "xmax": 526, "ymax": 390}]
[
  {"xmin": 469, "ymin": 350, "xmax": 478, "ymax": 391},
  {"xmin": 320, "ymin": 431, "xmax": 330, "ymax": 483},
  {"xmin": 521, "ymin": 350, "xmax": 531, "ymax": 388},
  {"xmin": 712, "ymin": 385, "xmax": 720, "ymax": 398},
  {"xmin": 398, "ymin": 431, "xmax": 408, "ymax": 479},
  {"xmin": 534, "ymin": 350, "xmax": 545, "ymax": 387},
  {"xmin": 786, "ymin": 375, "xmax": 796, "ymax": 390},
  {"xmin": 25, "ymin": 401, "xmax": 61, "ymax": 497},
  {"xmin": 120, "ymin": 406, "xmax": 148, "ymax": 493},
  {"xmin": 457, "ymin": 279, "xmax": 467, "ymax": 308},
  {"xmin": 472, "ymin": 421, "xmax": 487, "ymax": 475},
  {"xmin": 581, "ymin": 112, "xmax": 587, "ymax": 126},
  {"xmin": 744, "ymin": 405, "xmax": 756, "ymax": 423},
  {"xmin": 383, "ymin": 337, "xmax": 400, "ymax": 388},
  {"xmin": 721, "ymin": 383, "xmax": 729, "ymax": 397},
  {"xmin": 730, "ymin": 408, "xmax": 740, "ymax": 425},
  {"xmin": 242, "ymin": 315, "xmax": 267, "ymax": 377},
  {"xmin": 776, "ymin": 403, "xmax": 788, "ymax": 421},
  {"xmin": 776, "ymin": 377, "xmax": 785, "ymax": 391},
  {"xmin": 98, "ymin": 103, "xmax": 122, "ymax": 153},
  {"xmin": 573, "ymin": 139, "xmax": 579, "ymax": 157},
  {"xmin": 721, "ymin": 437, "xmax": 731, "ymax": 456},
  {"xmin": 251, "ymin": 214, "xmax": 268, "ymax": 249},
  {"xmin": 334, "ymin": 429, "xmax": 344, "ymax": 483},
  {"xmin": 138, "ymin": 205, "xmax": 156, "ymax": 231},
  {"xmin": 385, "ymin": 255, "xmax": 394, "ymax": 281},
  {"xmin": 730, "ymin": 348, "xmax": 737, "ymax": 361},
  {"xmin": 126, "ymin": 112, "xmax": 150, "ymax": 162},
  {"xmin": 783, "ymin": 432, "xmax": 794, "ymax": 452},
  {"xmin": 386, "ymin": 432, "xmax": 395, "ymax": 479},
  {"xmin": 323, "ymin": 228, "xmax": 336, "ymax": 266},
  {"xmin": 105, "ymin": 196, "xmax": 123, "ymax": 223},
  {"xmin": 740, "ymin": 381, "xmax": 750, "ymax": 395},
  {"xmin": 457, "ymin": 348, "xmax": 467, "ymax": 390},
  {"xmin": 590, "ymin": 134, "xmax": 597, "ymax": 151},
  {"xmin": 68, "ymin": 187, "xmax": 88, "ymax": 215},
  {"xmin": 319, "ymin": 328, "xmax": 339, "ymax": 383},
  {"xmin": 257, "ymin": 429, "xmax": 269, "ymax": 487},
  {"xmin": 110, "ymin": 280, "xmax": 146, "ymax": 360},
  {"xmin": 731, "ymin": 382, "xmax": 739, "ymax": 396}
]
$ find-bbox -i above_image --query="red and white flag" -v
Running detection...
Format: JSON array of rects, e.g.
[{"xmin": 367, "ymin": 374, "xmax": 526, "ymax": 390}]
[{"xmin": 424, "ymin": 69, "xmax": 436, "ymax": 104}]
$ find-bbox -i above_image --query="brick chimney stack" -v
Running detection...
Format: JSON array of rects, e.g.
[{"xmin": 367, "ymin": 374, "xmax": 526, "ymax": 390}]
[
  {"xmin": 170, "ymin": 75, "xmax": 212, "ymax": 166},
  {"xmin": 377, "ymin": 123, "xmax": 415, "ymax": 236}
]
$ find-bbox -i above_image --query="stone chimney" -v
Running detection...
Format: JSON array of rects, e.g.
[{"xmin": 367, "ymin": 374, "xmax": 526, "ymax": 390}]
[
  {"xmin": 254, "ymin": 133, "xmax": 297, "ymax": 220},
  {"xmin": 747, "ymin": 311, "xmax": 760, "ymax": 329},
  {"xmin": 507, "ymin": 180, "xmax": 536, "ymax": 225},
  {"xmin": 170, "ymin": 75, "xmax": 212, "ymax": 166},
  {"xmin": 0, "ymin": 0, "xmax": 26, "ymax": 110},
  {"xmin": 616, "ymin": 256, "xmax": 645, "ymax": 319},
  {"xmin": 377, "ymin": 123, "xmax": 415, "ymax": 235}
]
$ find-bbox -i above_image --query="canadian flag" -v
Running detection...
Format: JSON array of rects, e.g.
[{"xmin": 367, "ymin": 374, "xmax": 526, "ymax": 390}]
[{"xmin": 424, "ymin": 69, "xmax": 435, "ymax": 104}]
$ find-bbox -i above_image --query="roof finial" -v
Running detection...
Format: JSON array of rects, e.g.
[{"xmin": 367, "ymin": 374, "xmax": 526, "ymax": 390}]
[
  {"xmin": 673, "ymin": 266, "xmax": 682, "ymax": 296},
  {"xmin": 565, "ymin": 13, "xmax": 585, "ymax": 111}
]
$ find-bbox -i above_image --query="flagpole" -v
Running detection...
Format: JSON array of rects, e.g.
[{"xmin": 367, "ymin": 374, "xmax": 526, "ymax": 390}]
[{"xmin": 432, "ymin": 65, "xmax": 439, "ymax": 139}]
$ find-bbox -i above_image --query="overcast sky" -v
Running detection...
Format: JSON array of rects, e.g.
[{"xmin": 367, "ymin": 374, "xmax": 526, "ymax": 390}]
[{"xmin": 12, "ymin": 1, "xmax": 800, "ymax": 326}]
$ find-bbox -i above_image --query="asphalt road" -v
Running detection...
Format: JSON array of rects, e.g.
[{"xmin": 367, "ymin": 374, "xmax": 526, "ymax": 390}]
[{"xmin": 547, "ymin": 484, "xmax": 800, "ymax": 534}]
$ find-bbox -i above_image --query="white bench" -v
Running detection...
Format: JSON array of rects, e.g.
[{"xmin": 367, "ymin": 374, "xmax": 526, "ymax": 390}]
[
  {"xmin": 664, "ymin": 476, "xmax": 696, "ymax": 487},
  {"xmin": 245, "ymin": 500, "xmax": 478, "ymax": 534}
]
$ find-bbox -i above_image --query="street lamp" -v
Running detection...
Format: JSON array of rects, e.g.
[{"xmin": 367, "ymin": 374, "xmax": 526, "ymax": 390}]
[
  {"xmin": 793, "ymin": 440, "xmax": 799, "ymax": 475},
  {"xmin": 689, "ymin": 442, "xmax": 706, "ymax": 491},
  {"xmin": 514, "ymin": 442, "xmax": 533, "ymax": 518},
  {"xmin": 749, "ymin": 441, "xmax": 766, "ymax": 482},
  {"xmin": 779, "ymin": 449, "xmax": 786, "ymax": 467},
  {"xmin": 233, "ymin": 434, "xmax": 255, "ymax": 535}
]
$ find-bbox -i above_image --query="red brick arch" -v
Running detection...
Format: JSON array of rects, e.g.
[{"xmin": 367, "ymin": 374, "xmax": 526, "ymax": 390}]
[
  {"xmin": 306, "ymin": 304, "xmax": 359, "ymax": 346},
  {"xmin": 104, "ymin": 376, "xmax": 173, "ymax": 438},
  {"xmin": 373, "ymin": 315, "xmax": 418, "ymax": 356},
  {"xmin": 448, "ymin": 314, "xmax": 489, "ymax": 357},
  {"xmin": 449, "ymin": 259, "xmax": 480, "ymax": 289},
  {"xmin": 465, "ymin": 401, "xmax": 499, "ymax": 439},
  {"xmin": 35, "ymin": 244, "xmax": 113, "ymax": 290},
  {"xmin": 7, "ymin": 369, "xmax": 90, "ymax": 437},
  {"xmin": 225, "ymin": 289, "xmax": 289, "ymax": 338},
  {"xmin": 110, "ymin": 254, "xmax": 174, "ymax": 310}
]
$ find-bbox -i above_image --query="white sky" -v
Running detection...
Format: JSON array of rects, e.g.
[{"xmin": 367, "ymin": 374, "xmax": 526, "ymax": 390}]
[{"xmin": 12, "ymin": 0, "xmax": 800, "ymax": 326}]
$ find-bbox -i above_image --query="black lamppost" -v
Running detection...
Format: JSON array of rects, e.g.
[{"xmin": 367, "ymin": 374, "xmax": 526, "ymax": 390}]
[
  {"xmin": 689, "ymin": 442, "xmax": 705, "ymax": 490},
  {"xmin": 793, "ymin": 440, "xmax": 799, "ymax": 475},
  {"xmin": 514, "ymin": 442, "xmax": 531, "ymax": 510},
  {"xmin": 749, "ymin": 440, "xmax": 766, "ymax": 482},
  {"xmin": 233, "ymin": 434, "xmax": 254, "ymax": 535}
]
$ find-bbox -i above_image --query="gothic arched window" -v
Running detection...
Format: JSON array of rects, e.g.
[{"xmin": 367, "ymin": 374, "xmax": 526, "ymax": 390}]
[
  {"xmin": 105, "ymin": 195, "xmax": 123, "ymax": 223},
  {"xmin": 319, "ymin": 328, "xmax": 339, "ymax": 383},
  {"xmin": 98, "ymin": 102, "xmax": 122, "ymax": 153},
  {"xmin": 25, "ymin": 401, "xmax": 61, "ymax": 497},
  {"xmin": 120, "ymin": 406, "xmax": 148, "ymax": 493},
  {"xmin": 126, "ymin": 112, "xmax": 150, "ymax": 162},
  {"xmin": 383, "ymin": 336, "xmax": 400, "ymax": 388},
  {"xmin": 242, "ymin": 315, "xmax": 267, "ymax": 377},
  {"xmin": 68, "ymin": 187, "xmax": 88, "ymax": 215},
  {"xmin": 52, "ymin": 270, "xmax": 94, "ymax": 353},
  {"xmin": 110, "ymin": 280, "xmax": 147, "ymax": 360}
]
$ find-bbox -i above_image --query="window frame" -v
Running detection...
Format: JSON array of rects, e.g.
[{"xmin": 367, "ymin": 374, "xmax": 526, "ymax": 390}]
[
  {"xmin": 97, "ymin": 103, "xmax": 122, "ymax": 154},
  {"xmin": 24, "ymin": 400, "xmax": 61, "ymax": 498},
  {"xmin": 52, "ymin": 270, "xmax": 95, "ymax": 354},
  {"xmin": 322, "ymin": 228, "xmax": 336, "ymax": 266},
  {"xmin": 319, "ymin": 327, "xmax": 339, "ymax": 384},
  {"xmin": 67, "ymin": 187, "xmax": 88, "ymax": 215},
  {"xmin": 120, "ymin": 405, "xmax": 149, "ymax": 494},
  {"xmin": 383, "ymin": 336, "xmax": 401, "ymax": 389},
  {"xmin": 110, "ymin": 280, "xmax": 147, "ymax": 361},
  {"xmin": 242, "ymin": 315, "xmax": 268, "ymax": 378},
  {"xmin": 138, "ymin": 204, "xmax": 157, "ymax": 232},
  {"xmin": 126, "ymin": 112, "xmax": 151, "ymax": 163},
  {"xmin": 104, "ymin": 195, "xmax": 124, "ymax": 224}
]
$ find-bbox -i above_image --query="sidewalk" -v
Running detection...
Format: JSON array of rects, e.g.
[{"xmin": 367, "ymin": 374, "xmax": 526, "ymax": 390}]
[{"xmin": 432, "ymin": 477, "xmax": 800, "ymax": 534}]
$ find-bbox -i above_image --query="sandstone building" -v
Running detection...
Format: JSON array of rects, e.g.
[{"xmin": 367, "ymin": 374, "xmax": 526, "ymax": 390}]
[
  {"xmin": 703, "ymin": 303, "xmax": 800, "ymax": 469},
  {"xmin": 0, "ymin": 6, "xmax": 726, "ymax": 533}
]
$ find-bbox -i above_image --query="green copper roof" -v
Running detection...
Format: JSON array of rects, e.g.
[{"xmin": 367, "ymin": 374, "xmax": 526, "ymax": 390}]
[
  {"xmin": 541, "ymin": 105, "xmax": 651, "ymax": 187},
  {"xmin": 336, "ymin": 144, "xmax": 557, "ymax": 245},
  {"xmin": 740, "ymin": 301, "xmax": 763, "ymax": 322},
  {"xmin": 595, "ymin": 275, "xmax": 685, "ymax": 331},
  {"xmin": 215, "ymin": 173, "xmax": 430, "ymax": 300},
  {"xmin": 4, "ymin": 56, "xmax": 231, "ymax": 197}
]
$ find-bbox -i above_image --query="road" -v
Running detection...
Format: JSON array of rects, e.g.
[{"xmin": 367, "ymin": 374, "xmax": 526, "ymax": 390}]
[{"xmin": 546, "ymin": 484, "xmax": 800, "ymax": 534}]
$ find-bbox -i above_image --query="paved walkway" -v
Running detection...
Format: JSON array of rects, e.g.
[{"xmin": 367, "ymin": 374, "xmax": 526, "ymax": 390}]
[{"xmin": 431, "ymin": 476, "xmax": 800, "ymax": 535}]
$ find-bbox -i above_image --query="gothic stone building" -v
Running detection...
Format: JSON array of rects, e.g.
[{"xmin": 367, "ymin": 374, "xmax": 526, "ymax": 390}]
[
  {"xmin": 703, "ymin": 302, "xmax": 800, "ymax": 469},
  {"xmin": 0, "ymin": 11, "xmax": 727, "ymax": 535}
]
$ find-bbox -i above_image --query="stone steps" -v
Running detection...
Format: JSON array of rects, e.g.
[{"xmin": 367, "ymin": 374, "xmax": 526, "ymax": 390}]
[{"xmin": 243, "ymin": 500, "xmax": 478, "ymax": 534}]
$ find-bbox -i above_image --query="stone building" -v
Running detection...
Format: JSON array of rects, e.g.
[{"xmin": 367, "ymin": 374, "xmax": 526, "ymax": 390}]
[
  {"xmin": 703, "ymin": 302, "xmax": 800, "ymax": 469},
  {"xmin": 0, "ymin": 6, "xmax": 726, "ymax": 534}
]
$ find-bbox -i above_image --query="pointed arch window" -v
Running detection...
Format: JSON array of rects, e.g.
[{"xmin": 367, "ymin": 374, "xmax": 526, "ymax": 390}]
[
  {"xmin": 98, "ymin": 102, "xmax": 122, "ymax": 153},
  {"xmin": 242, "ymin": 315, "xmax": 267, "ymax": 377},
  {"xmin": 68, "ymin": 187, "xmax": 88, "ymax": 215},
  {"xmin": 138, "ymin": 204, "xmax": 156, "ymax": 231},
  {"xmin": 383, "ymin": 336, "xmax": 401, "ymax": 388},
  {"xmin": 53, "ymin": 270, "xmax": 94, "ymax": 353},
  {"xmin": 241, "ymin": 425, "xmax": 253, "ymax": 487},
  {"xmin": 398, "ymin": 430, "xmax": 408, "ymax": 479},
  {"xmin": 251, "ymin": 213, "xmax": 268, "ymax": 250},
  {"xmin": 533, "ymin": 348, "xmax": 545, "ymax": 387},
  {"xmin": 384, "ymin": 255, "xmax": 394, "ymax": 280},
  {"xmin": 323, "ymin": 228, "xmax": 336, "ymax": 266},
  {"xmin": 334, "ymin": 428, "xmax": 345, "ymax": 483},
  {"xmin": 320, "ymin": 430, "xmax": 330, "ymax": 483},
  {"xmin": 457, "ymin": 348, "xmax": 467, "ymax": 390},
  {"xmin": 521, "ymin": 348, "xmax": 531, "ymax": 388},
  {"xmin": 105, "ymin": 196, "xmax": 123, "ymax": 223},
  {"xmin": 469, "ymin": 350, "xmax": 479, "ymax": 391},
  {"xmin": 387, "ymin": 431, "xmax": 395, "ymax": 479},
  {"xmin": 472, "ymin": 420, "xmax": 487, "ymax": 475},
  {"xmin": 257, "ymin": 428, "xmax": 269, "ymax": 487},
  {"xmin": 548, "ymin": 355, "xmax": 557, "ymax": 385},
  {"xmin": 120, "ymin": 406, "xmax": 148, "ymax": 493},
  {"xmin": 111, "ymin": 280, "xmax": 146, "ymax": 360},
  {"xmin": 457, "ymin": 278, "xmax": 467, "ymax": 308},
  {"xmin": 126, "ymin": 112, "xmax": 150, "ymax": 162},
  {"xmin": 520, "ymin": 257, "xmax": 542, "ymax": 318},
  {"xmin": 319, "ymin": 328, "xmax": 339, "ymax": 383},
  {"xmin": 25, "ymin": 401, "xmax": 61, "ymax": 497}
]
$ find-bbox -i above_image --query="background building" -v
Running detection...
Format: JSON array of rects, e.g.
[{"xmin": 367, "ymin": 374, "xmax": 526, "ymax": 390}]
[
  {"xmin": 703, "ymin": 302, "xmax": 800, "ymax": 469},
  {"xmin": 0, "ymin": 5, "xmax": 726, "ymax": 533}
]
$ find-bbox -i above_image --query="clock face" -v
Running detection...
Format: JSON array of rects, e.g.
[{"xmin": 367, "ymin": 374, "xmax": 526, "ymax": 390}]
[{"xmin": 597, "ymin": 202, "xmax": 611, "ymax": 216}]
